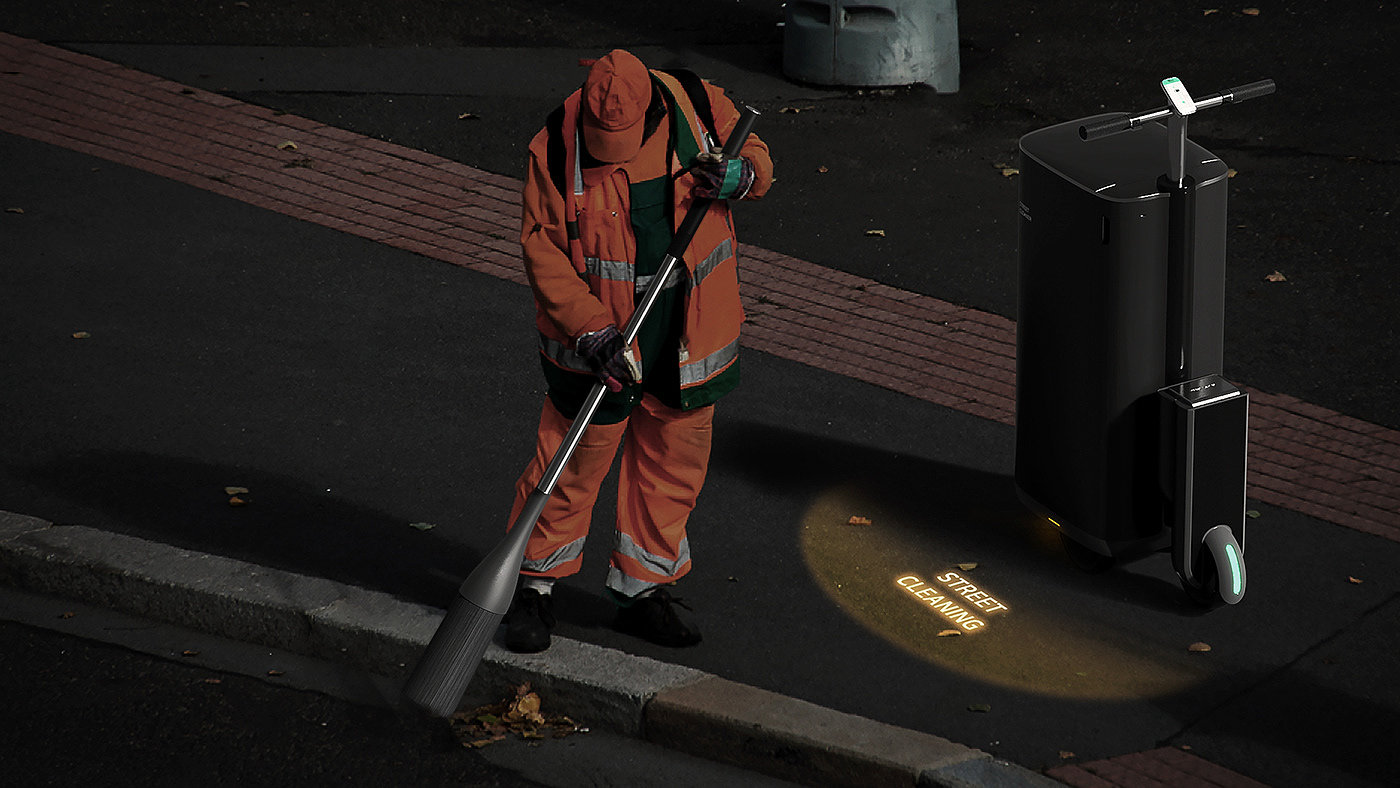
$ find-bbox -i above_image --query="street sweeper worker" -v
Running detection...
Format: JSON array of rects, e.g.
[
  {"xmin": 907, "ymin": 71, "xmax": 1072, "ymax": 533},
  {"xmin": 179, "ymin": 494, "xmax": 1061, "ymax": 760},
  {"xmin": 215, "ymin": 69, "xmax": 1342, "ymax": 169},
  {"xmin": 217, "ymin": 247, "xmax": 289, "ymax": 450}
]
[{"xmin": 502, "ymin": 49, "xmax": 772, "ymax": 653}]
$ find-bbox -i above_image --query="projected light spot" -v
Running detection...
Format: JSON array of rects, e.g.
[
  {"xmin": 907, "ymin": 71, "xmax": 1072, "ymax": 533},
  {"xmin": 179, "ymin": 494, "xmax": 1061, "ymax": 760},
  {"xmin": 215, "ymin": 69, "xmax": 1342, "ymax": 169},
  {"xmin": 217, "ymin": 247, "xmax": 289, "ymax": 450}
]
[
  {"xmin": 800, "ymin": 483, "xmax": 1210, "ymax": 700},
  {"xmin": 896, "ymin": 572, "xmax": 1010, "ymax": 632}
]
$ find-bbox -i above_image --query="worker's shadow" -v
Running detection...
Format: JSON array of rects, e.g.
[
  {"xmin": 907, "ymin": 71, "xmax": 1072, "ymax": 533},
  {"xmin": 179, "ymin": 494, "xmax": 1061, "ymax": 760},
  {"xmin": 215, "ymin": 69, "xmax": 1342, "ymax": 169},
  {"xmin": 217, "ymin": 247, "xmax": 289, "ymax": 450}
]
[
  {"xmin": 710, "ymin": 420, "xmax": 1193, "ymax": 614},
  {"xmin": 17, "ymin": 451, "xmax": 479, "ymax": 607}
]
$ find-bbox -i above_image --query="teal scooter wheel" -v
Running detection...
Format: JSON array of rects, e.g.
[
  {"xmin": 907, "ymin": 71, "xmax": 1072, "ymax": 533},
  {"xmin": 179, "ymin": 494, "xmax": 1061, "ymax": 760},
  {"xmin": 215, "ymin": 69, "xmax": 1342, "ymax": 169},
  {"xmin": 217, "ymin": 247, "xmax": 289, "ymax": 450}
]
[{"xmin": 1182, "ymin": 525, "xmax": 1246, "ymax": 606}]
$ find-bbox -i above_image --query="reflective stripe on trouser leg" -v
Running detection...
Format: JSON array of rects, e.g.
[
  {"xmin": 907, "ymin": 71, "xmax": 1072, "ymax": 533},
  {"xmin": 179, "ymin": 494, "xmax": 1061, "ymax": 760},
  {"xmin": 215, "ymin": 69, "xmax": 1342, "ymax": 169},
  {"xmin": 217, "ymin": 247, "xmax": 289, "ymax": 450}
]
[
  {"xmin": 605, "ymin": 394, "xmax": 714, "ymax": 597},
  {"xmin": 509, "ymin": 398, "xmax": 627, "ymax": 578}
]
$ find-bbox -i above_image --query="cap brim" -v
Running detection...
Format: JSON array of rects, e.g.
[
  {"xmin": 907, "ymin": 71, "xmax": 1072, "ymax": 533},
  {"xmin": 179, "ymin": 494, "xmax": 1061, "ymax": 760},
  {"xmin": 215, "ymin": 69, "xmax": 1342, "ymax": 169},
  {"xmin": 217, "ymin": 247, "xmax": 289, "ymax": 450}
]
[{"xmin": 582, "ymin": 119, "xmax": 644, "ymax": 164}]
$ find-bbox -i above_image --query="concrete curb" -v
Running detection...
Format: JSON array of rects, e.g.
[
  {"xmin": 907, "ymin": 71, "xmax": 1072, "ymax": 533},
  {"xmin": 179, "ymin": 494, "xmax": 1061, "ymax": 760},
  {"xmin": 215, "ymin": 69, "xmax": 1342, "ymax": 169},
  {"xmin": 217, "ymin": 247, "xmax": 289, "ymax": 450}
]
[{"xmin": 0, "ymin": 510, "xmax": 1060, "ymax": 787}]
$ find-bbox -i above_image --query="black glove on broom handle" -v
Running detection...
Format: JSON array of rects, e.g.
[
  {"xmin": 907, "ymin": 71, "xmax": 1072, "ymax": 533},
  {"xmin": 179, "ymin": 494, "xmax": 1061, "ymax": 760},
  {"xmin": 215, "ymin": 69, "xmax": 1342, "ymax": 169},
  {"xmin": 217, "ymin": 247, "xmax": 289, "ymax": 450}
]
[
  {"xmin": 535, "ymin": 105, "xmax": 760, "ymax": 497},
  {"xmin": 1078, "ymin": 79, "xmax": 1275, "ymax": 141}
]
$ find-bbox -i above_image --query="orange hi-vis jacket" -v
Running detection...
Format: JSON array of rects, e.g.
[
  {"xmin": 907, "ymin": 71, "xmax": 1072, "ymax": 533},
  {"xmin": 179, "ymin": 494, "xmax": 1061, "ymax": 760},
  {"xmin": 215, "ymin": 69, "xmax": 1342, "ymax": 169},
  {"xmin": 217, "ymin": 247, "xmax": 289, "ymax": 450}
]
[{"xmin": 519, "ymin": 70, "xmax": 773, "ymax": 411}]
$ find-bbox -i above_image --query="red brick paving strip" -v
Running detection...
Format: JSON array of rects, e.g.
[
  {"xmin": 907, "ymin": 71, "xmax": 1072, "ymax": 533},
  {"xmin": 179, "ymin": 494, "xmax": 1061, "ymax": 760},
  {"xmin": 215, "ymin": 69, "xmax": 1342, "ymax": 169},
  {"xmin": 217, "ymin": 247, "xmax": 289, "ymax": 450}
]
[
  {"xmin": 1047, "ymin": 747, "xmax": 1271, "ymax": 788},
  {"xmin": 2, "ymin": 31, "xmax": 1396, "ymax": 544}
]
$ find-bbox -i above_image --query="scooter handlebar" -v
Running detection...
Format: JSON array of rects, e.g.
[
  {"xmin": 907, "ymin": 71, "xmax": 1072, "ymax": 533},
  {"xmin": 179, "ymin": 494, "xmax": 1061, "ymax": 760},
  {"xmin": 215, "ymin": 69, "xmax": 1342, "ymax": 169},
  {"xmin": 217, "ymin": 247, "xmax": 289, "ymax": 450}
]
[
  {"xmin": 1078, "ymin": 78, "xmax": 1275, "ymax": 141},
  {"xmin": 1220, "ymin": 79, "xmax": 1276, "ymax": 103},
  {"xmin": 1079, "ymin": 113, "xmax": 1133, "ymax": 141}
]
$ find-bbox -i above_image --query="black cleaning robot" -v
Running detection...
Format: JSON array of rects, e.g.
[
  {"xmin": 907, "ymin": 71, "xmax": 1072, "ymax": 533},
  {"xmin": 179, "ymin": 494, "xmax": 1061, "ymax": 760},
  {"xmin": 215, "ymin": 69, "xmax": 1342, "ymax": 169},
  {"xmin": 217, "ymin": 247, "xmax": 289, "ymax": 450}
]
[{"xmin": 1015, "ymin": 77, "xmax": 1275, "ymax": 606}]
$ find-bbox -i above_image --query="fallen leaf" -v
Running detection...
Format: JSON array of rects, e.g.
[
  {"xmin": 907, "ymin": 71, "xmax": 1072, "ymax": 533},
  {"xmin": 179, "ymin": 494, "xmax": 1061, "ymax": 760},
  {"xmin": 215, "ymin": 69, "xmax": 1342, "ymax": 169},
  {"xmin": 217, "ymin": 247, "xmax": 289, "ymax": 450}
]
[
  {"xmin": 1188, "ymin": 641, "xmax": 1212, "ymax": 653},
  {"xmin": 1000, "ymin": 167, "xmax": 1020, "ymax": 177},
  {"xmin": 1204, "ymin": 8, "xmax": 1220, "ymax": 14},
  {"xmin": 277, "ymin": 140, "xmax": 298, "ymax": 151},
  {"xmin": 1347, "ymin": 576, "xmax": 1363, "ymax": 584},
  {"xmin": 5, "ymin": 207, "xmax": 23, "ymax": 214},
  {"xmin": 1242, "ymin": 7, "xmax": 1260, "ymax": 15},
  {"xmin": 727, "ymin": 576, "xmax": 738, "ymax": 582},
  {"xmin": 957, "ymin": 562, "xmax": 978, "ymax": 571},
  {"xmin": 203, "ymin": 678, "xmax": 222, "ymax": 685},
  {"xmin": 967, "ymin": 703, "xmax": 992, "ymax": 713},
  {"xmin": 1245, "ymin": 509, "xmax": 1261, "ymax": 518},
  {"xmin": 864, "ymin": 229, "xmax": 886, "ymax": 237},
  {"xmin": 817, "ymin": 165, "xmax": 829, "ymax": 173},
  {"xmin": 457, "ymin": 112, "xmax": 479, "ymax": 120},
  {"xmin": 779, "ymin": 105, "xmax": 815, "ymax": 114},
  {"xmin": 1059, "ymin": 751, "xmax": 1076, "ymax": 760},
  {"xmin": 1265, "ymin": 271, "xmax": 1287, "ymax": 282},
  {"xmin": 937, "ymin": 629, "xmax": 962, "ymax": 638},
  {"xmin": 71, "ymin": 331, "xmax": 90, "ymax": 339},
  {"xmin": 267, "ymin": 669, "xmax": 285, "ymax": 677},
  {"xmin": 450, "ymin": 682, "xmax": 584, "ymax": 748},
  {"xmin": 1227, "ymin": 168, "xmax": 1238, "ymax": 178},
  {"xmin": 181, "ymin": 650, "xmax": 200, "ymax": 657},
  {"xmin": 225, "ymin": 486, "xmax": 250, "ymax": 496},
  {"xmin": 60, "ymin": 611, "xmax": 76, "ymax": 619},
  {"xmin": 228, "ymin": 495, "xmax": 248, "ymax": 506},
  {"xmin": 409, "ymin": 522, "xmax": 437, "ymax": 531},
  {"xmin": 847, "ymin": 515, "xmax": 873, "ymax": 525}
]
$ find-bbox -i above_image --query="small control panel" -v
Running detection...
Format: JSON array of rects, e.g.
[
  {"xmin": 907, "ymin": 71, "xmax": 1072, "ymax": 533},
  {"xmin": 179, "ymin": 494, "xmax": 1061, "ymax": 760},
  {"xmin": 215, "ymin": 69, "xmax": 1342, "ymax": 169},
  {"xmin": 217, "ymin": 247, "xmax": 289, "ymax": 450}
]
[{"xmin": 1161, "ymin": 77, "xmax": 1197, "ymax": 115}]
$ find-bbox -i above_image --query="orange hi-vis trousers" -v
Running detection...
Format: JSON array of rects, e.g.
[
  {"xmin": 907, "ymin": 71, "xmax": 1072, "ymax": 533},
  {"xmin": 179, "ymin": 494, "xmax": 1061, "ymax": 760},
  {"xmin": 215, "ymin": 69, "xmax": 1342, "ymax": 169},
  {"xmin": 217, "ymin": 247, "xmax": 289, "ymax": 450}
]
[{"xmin": 508, "ymin": 394, "xmax": 715, "ymax": 597}]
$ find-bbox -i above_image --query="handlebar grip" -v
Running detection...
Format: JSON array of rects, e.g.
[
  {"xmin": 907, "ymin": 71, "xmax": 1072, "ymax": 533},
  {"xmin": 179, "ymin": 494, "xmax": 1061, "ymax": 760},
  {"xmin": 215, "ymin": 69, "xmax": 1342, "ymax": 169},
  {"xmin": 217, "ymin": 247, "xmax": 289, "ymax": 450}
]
[
  {"xmin": 721, "ymin": 106, "xmax": 760, "ymax": 157},
  {"xmin": 1079, "ymin": 113, "xmax": 1132, "ymax": 141},
  {"xmin": 1223, "ymin": 79, "xmax": 1276, "ymax": 103}
]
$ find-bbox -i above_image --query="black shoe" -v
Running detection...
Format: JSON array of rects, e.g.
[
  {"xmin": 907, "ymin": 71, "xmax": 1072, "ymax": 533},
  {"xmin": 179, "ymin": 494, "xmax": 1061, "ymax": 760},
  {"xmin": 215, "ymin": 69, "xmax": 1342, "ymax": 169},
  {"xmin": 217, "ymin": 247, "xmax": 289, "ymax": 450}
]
[
  {"xmin": 503, "ymin": 588, "xmax": 555, "ymax": 654},
  {"xmin": 613, "ymin": 588, "xmax": 702, "ymax": 648}
]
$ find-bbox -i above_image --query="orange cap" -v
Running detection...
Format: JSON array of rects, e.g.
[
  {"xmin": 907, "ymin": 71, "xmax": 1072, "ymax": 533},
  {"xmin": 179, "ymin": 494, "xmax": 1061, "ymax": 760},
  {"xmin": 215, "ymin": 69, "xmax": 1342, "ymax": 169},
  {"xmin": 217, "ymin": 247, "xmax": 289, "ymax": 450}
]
[{"xmin": 581, "ymin": 50, "xmax": 651, "ymax": 164}]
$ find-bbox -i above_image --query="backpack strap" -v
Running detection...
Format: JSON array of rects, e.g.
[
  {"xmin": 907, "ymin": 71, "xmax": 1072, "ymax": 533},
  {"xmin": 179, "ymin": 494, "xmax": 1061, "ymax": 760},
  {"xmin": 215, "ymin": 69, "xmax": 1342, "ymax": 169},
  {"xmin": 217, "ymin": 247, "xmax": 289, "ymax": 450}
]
[{"xmin": 658, "ymin": 67, "xmax": 718, "ymax": 149}]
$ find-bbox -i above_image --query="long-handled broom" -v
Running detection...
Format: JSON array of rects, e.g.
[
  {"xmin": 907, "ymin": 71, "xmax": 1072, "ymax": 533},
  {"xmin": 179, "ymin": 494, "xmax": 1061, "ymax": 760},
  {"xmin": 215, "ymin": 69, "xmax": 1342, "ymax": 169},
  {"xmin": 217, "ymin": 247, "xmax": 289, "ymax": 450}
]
[{"xmin": 403, "ymin": 106, "xmax": 760, "ymax": 716}]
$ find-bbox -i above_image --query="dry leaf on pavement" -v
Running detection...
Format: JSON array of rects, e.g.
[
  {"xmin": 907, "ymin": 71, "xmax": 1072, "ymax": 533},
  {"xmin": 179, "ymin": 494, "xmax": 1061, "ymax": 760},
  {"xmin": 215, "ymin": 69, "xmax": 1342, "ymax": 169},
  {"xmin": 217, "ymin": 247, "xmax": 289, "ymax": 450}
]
[
  {"xmin": 1188, "ymin": 641, "xmax": 1212, "ymax": 653},
  {"xmin": 864, "ymin": 229, "xmax": 886, "ymax": 237},
  {"xmin": 957, "ymin": 562, "xmax": 978, "ymax": 571},
  {"xmin": 451, "ymin": 682, "xmax": 586, "ymax": 749},
  {"xmin": 1265, "ymin": 271, "xmax": 1287, "ymax": 282},
  {"xmin": 847, "ymin": 515, "xmax": 873, "ymax": 526},
  {"xmin": 937, "ymin": 629, "xmax": 962, "ymax": 638}
]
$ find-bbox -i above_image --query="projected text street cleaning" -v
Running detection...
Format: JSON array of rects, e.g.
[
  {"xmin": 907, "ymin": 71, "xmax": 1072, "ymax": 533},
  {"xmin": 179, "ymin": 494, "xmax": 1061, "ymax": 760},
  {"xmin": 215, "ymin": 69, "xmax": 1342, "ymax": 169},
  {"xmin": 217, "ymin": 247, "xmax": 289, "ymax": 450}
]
[{"xmin": 896, "ymin": 571, "xmax": 1010, "ymax": 632}]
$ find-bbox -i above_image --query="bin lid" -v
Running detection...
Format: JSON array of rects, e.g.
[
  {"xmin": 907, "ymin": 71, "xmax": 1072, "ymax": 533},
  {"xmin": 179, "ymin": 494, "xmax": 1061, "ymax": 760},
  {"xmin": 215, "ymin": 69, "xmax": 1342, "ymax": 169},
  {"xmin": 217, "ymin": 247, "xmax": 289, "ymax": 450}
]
[{"xmin": 1019, "ymin": 114, "xmax": 1229, "ymax": 202}]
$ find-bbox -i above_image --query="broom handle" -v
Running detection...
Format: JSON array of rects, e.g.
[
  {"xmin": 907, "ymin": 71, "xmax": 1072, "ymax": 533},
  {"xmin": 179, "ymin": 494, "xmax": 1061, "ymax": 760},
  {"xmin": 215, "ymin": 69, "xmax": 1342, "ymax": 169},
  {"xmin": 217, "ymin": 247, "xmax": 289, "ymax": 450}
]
[{"xmin": 533, "ymin": 105, "xmax": 760, "ymax": 498}]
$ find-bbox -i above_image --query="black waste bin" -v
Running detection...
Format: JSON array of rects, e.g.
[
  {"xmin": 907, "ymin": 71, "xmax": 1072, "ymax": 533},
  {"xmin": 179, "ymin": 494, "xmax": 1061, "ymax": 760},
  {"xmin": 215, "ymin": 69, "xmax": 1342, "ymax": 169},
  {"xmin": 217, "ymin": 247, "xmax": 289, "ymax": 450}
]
[{"xmin": 1014, "ymin": 115, "xmax": 1231, "ymax": 559}]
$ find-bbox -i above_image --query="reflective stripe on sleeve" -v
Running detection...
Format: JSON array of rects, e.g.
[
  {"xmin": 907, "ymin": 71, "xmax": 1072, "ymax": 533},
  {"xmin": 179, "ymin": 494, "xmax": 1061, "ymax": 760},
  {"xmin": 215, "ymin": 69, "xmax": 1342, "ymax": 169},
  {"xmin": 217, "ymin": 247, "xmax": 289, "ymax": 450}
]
[
  {"xmin": 690, "ymin": 237, "xmax": 733, "ymax": 289},
  {"xmin": 540, "ymin": 334, "xmax": 592, "ymax": 373}
]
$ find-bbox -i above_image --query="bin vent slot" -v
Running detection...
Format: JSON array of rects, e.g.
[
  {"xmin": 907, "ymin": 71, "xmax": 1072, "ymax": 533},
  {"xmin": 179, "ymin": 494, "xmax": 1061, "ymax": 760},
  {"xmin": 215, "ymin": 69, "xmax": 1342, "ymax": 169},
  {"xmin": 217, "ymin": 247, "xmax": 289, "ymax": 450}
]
[{"xmin": 842, "ymin": 4, "xmax": 898, "ymax": 28}]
